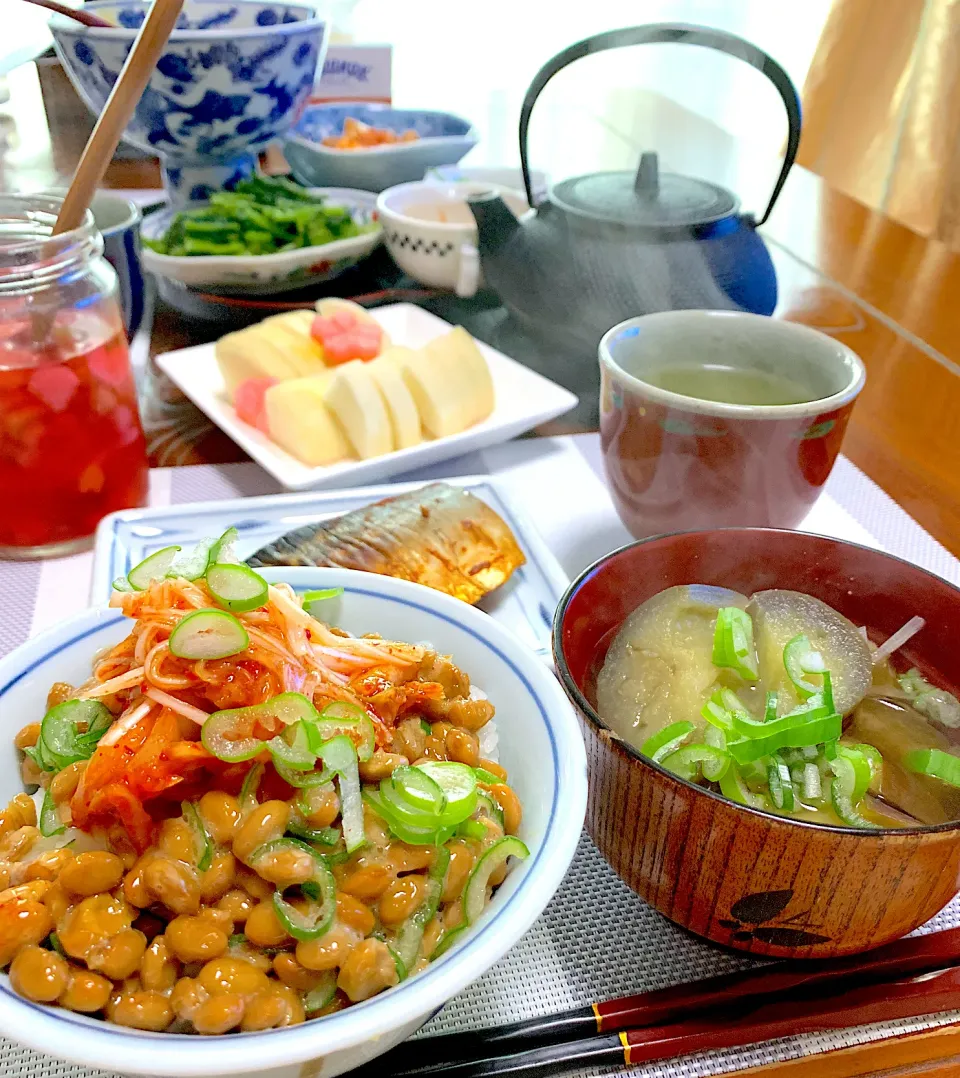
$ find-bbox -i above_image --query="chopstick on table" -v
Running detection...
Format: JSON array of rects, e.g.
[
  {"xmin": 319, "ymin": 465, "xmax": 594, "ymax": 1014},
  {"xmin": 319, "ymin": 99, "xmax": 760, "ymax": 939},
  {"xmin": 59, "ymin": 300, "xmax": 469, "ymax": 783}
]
[
  {"xmin": 372, "ymin": 964, "xmax": 960, "ymax": 1078},
  {"xmin": 367, "ymin": 926, "xmax": 960, "ymax": 1076}
]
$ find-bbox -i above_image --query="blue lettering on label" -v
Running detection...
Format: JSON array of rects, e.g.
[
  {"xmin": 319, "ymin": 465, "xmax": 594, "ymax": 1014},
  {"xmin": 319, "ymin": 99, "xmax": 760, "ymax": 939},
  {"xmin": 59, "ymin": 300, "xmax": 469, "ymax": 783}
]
[{"xmin": 322, "ymin": 59, "xmax": 371, "ymax": 81}]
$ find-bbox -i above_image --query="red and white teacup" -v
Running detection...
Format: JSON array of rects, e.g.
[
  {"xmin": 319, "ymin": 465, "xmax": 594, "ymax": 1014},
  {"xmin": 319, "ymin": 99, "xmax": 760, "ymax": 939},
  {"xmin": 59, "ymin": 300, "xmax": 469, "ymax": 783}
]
[{"xmin": 599, "ymin": 310, "xmax": 866, "ymax": 538}]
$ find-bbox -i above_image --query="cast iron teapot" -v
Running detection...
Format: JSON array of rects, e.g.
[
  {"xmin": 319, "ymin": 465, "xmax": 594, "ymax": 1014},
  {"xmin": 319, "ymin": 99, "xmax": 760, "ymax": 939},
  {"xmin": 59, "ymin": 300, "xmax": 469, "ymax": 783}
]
[{"xmin": 468, "ymin": 24, "xmax": 802, "ymax": 350}]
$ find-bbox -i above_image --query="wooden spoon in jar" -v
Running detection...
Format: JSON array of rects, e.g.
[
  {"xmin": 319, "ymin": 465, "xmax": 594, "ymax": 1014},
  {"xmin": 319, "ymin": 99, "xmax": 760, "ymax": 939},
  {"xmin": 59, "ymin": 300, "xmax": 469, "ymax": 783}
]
[{"xmin": 52, "ymin": 0, "xmax": 185, "ymax": 236}]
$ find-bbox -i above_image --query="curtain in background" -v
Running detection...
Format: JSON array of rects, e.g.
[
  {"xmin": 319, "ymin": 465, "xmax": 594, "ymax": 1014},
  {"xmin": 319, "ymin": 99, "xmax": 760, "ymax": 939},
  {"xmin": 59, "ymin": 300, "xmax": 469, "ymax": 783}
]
[{"xmin": 798, "ymin": 0, "xmax": 960, "ymax": 248}]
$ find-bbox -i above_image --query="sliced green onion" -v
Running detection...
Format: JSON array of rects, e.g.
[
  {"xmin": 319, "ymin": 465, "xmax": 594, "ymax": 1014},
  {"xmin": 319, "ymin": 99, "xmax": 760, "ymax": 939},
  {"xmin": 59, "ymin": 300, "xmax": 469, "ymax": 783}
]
[
  {"xmin": 712, "ymin": 607, "xmax": 759, "ymax": 681},
  {"xmin": 463, "ymin": 837, "xmax": 529, "ymax": 924},
  {"xmin": 319, "ymin": 736, "xmax": 364, "ymax": 852},
  {"xmin": 767, "ymin": 757, "xmax": 795, "ymax": 811},
  {"xmin": 206, "ymin": 563, "xmax": 269, "ymax": 613},
  {"xmin": 415, "ymin": 762, "xmax": 478, "ymax": 828},
  {"xmin": 474, "ymin": 767, "xmax": 504, "ymax": 786},
  {"xmin": 475, "ymin": 791, "xmax": 503, "ymax": 828},
  {"xmin": 239, "ymin": 762, "xmax": 264, "ymax": 818},
  {"xmin": 641, "ymin": 720, "xmax": 695, "ymax": 764},
  {"xmin": 432, "ymin": 923, "xmax": 469, "ymax": 958},
  {"xmin": 836, "ymin": 745, "xmax": 872, "ymax": 803},
  {"xmin": 275, "ymin": 758, "xmax": 334, "ymax": 789},
  {"xmin": 209, "ymin": 527, "xmax": 240, "ymax": 565},
  {"xmin": 267, "ymin": 721, "xmax": 316, "ymax": 772},
  {"xmin": 169, "ymin": 608, "xmax": 248, "ymax": 660},
  {"xmin": 111, "ymin": 576, "xmax": 136, "ymax": 593},
  {"xmin": 202, "ymin": 693, "xmax": 318, "ymax": 762},
  {"xmin": 286, "ymin": 811, "xmax": 339, "ymax": 847},
  {"xmin": 127, "ymin": 546, "xmax": 181, "ymax": 590},
  {"xmin": 302, "ymin": 588, "xmax": 344, "ymax": 616},
  {"xmin": 764, "ymin": 692, "xmax": 779, "ymax": 723},
  {"xmin": 39, "ymin": 788, "xmax": 65, "ymax": 837},
  {"xmin": 167, "ymin": 538, "xmax": 215, "ymax": 581},
  {"xmin": 305, "ymin": 703, "xmax": 376, "ymax": 763},
  {"xmin": 905, "ymin": 748, "xmax": 960, "ymax": 788},
  {"xmin": 39, "ymin": 699, "xmax": 112, "ymax": 771},
  {"xmin": 829, "ymin": 757, "xmax": 876, "ymax": 828},
  {"xmin": 802, "ymin": 762, "xmax": 822, "ymax": 800},
  {"xmin": 394, "ymin": 846, "xmax": 450, "ymax": 970},
  {"xmin": 727, "ymin": 712, "xmax": 842, "ymax": 763},
  {"xmin": 660, "ymin": 744, "xmax": 730, "ymax": 783},
  {"xmin": 388, "ymin": 945, "xmax": 408, "ymax": 982},
  {"xmin": 182, "ymin": 801, "xmax": 213, "ymax": 872},
  {"xmin": 380, "ymin": 776, "xmax": 440, "ymax": 829},
  {"xmin": 719, "ymin": 764, "xmax": 767, "ymax": 809},
  {"xmin": 419, "ymin": 719, "xmax": 432, "ymax": 736},
  {"xmin": 391, "ymin": 766, "xmax": 446, "ymax": 815},
  {"xmin": 457, "ymin": 820, "xmax": 489, "ymax": 840},
  {"xmin": 857, "ymin": 744, "xmax": 883, "ymax": 793},
  {"xmin": 262, "ymin": 840, "xmax": 336, "ymax": 940},
  {"xmin": 303, "ymin": 970, "xmax": 337, "ymax": 1013},
  {"xmin": 362, "ymin": 790, "xmax": 453, "ymax": 846},
  {"xmin": 783, "ymin": 634, "xmax": 827, "ymax": 699}
]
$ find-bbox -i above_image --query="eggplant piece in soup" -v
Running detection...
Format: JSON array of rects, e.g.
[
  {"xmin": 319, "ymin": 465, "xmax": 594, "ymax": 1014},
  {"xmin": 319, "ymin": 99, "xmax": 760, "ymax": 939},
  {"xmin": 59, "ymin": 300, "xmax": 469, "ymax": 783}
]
[
  {"xmin": 596, "ymin": 585, "xmax": 749, "ymax": 747},
  {"xmin": 748, "ymin": 589, "xmax": 872, "ymax": 715}
]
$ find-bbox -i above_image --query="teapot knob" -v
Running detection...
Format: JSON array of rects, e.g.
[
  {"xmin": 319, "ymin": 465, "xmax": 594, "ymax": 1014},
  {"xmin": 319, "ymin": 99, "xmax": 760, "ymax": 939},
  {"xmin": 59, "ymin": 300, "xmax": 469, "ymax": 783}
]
[{"xmin": 634, "ymin": 151, "xmax": 659, "ymax": 198}]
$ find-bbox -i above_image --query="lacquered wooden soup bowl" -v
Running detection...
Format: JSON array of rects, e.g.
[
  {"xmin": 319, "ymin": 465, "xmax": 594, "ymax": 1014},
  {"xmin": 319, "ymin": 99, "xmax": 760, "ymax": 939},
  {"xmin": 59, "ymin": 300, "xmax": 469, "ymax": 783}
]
[{"xmin": 553, "ymin": 529, "xmax": 960, "ymax": 958}]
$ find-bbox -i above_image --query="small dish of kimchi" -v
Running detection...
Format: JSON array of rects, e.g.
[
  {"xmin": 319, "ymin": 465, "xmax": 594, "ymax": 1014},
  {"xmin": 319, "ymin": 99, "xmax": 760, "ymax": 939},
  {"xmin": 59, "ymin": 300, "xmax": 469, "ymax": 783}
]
[{"xmin": 0, "ymin": 535, "xmax": 586, "ymax": 1078}]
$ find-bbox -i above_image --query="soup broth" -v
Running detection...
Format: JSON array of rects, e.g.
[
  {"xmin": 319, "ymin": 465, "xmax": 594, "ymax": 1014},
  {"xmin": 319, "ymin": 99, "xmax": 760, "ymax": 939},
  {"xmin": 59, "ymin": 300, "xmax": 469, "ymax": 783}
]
[{"xmin": 597, "ymin": 585, "xmax": 960, "ymax": 829}]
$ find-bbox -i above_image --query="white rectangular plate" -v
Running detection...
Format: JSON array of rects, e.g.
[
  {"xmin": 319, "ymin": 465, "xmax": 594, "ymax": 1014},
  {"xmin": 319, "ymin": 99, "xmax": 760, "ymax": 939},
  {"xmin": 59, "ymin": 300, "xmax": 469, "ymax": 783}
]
[
  {"xmin": 155, "ymin": 304, "xmax": 578, "ymax": 490},
  {"xmin": 92, "ymin": 476, "xmax": 568, "ymax": 660}
]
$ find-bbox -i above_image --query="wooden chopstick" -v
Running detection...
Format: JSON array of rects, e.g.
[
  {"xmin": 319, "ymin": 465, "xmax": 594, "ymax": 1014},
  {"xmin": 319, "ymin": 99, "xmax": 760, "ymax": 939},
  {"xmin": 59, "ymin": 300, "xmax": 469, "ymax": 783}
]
[
  {"xmin": 372, "ymin": 926, "xmax": 960, "ymax": 1073},
  {"xmin": 372, "ymin": 964, "xmax": 960, "ymax": 1078},
  {"xmin": 53, "ymin": 0, "xmax": 184, "ymax": 235}
]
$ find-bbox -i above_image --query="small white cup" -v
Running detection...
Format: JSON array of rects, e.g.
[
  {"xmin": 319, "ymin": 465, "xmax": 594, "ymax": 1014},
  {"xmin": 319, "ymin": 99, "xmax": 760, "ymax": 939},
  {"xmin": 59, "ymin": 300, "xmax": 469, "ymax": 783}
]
[{"xmin": 376, "ymin": 180, "xmax": 531, "ymax": 296}]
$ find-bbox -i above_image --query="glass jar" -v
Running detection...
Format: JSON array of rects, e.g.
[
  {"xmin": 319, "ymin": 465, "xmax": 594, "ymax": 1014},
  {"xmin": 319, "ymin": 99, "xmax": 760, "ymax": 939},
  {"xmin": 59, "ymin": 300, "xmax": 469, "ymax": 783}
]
[{"xmin": 0, "ymin": 194, "xmax": 148, "ymax": 558}]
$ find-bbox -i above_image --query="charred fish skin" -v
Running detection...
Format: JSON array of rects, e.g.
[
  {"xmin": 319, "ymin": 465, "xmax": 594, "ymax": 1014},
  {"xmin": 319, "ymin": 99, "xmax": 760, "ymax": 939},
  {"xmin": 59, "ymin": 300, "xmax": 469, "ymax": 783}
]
[{"xmin": 247, "ymin": 482, "xmax": 526, "ymax": 604}]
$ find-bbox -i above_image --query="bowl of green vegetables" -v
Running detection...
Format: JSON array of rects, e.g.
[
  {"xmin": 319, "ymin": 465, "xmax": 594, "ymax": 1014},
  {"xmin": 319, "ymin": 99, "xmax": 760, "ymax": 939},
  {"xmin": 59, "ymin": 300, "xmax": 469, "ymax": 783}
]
[{"xmin": 141, "ymin": 175, "xmax": 381, "ymax": 295}]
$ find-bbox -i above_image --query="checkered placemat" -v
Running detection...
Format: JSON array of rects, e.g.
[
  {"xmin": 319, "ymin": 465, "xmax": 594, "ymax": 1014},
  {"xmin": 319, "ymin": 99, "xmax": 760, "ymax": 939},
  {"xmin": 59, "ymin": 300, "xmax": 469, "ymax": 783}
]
[{"xmin": 3, "ymin": 435, "xmax": 960, "ymax": 1078}]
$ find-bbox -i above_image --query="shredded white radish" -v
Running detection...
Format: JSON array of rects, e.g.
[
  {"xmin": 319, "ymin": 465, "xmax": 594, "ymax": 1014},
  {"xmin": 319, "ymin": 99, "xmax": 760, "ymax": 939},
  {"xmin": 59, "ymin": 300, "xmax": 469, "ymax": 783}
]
[
  {"xmin": 144, "ymin": 687, "xmax": 210, "ymax": 726},
  {"xmin": 872, "ymin": 616, "xmax": 926, "ymax": 666},
  {"xmin": 100, "ymin": 700, "xmax": 154, "ymax": 747},
  {"xmin": 79, "ymin": 666, "xmax": 147, "ymax": 698}
]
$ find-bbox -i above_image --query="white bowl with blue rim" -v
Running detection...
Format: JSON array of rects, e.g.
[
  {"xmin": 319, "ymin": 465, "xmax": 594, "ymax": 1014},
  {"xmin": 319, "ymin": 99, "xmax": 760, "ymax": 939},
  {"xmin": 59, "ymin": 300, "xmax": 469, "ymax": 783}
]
[
  {"xmin": 0, "ymin": 566, "xmax": 586, "ymax": 1078},
  {"xmin": 283, "ymin": 104, "xmax": 479, "ymax": 193},
  {"xmin": 50, "ymin": 0, "xmax": 327, "ymax": 207},
  {"xmin": 140, "ymin": 186, "xmax": 381, "ymax": 294}
]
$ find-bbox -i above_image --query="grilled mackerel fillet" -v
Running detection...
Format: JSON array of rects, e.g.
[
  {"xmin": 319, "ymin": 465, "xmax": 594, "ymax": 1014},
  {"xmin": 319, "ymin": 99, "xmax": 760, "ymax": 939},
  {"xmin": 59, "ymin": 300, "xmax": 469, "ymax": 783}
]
[{"xmin": 247, "ymin": 482, "xmax": 525, "ymax": 604}]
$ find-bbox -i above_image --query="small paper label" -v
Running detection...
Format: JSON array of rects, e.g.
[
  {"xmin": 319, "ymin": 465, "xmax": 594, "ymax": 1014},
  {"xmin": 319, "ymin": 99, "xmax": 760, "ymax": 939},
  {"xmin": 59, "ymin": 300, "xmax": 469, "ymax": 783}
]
[{"xmin": 311, "ymin": 44, "xmax": 392, "ymax": 103}]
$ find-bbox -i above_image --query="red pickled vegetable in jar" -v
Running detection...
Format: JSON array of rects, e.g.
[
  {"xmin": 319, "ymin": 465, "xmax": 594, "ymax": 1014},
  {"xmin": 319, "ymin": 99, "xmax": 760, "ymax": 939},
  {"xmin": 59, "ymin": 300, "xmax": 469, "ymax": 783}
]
[{"xmin": 0, "ymin": 195, "xmax": 148, "ymax": 557}]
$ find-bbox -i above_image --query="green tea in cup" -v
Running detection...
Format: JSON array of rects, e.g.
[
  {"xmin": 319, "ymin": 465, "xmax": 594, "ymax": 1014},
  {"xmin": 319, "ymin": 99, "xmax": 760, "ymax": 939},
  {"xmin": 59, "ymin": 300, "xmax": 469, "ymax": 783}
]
[{"xmin": 642, "ymin": 364, "xmax": 812, "ymax": 406}]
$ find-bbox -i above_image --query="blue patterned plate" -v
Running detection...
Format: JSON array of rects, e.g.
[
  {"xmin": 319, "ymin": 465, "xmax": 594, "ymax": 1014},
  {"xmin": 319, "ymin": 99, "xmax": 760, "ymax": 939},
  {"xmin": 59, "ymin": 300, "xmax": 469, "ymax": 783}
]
[
  {"xmin": 91, "ymin": 476, "xmax": 568, "ymax": 661},
  {"xmin": 284, "ymin": 104, "xmax": 479, "ymax": 193}
]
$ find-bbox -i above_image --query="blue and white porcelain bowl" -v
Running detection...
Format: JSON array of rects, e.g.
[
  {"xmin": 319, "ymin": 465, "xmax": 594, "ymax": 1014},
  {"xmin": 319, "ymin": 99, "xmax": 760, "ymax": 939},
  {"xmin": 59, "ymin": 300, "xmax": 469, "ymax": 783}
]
[
  {"xmin": 50, "ymin": 0, "xmax": 327, "ymax": 206},
  {"xmin": 141, "ymin": 186, "xmax": 381, "ymax": 294},
  {"xmin": 0, "ymin": 567, "xmax": 586, "ymax": 1076},
  {"xmin": 284, "ymin": 104, "xmax": 479, "ymax": 192}
]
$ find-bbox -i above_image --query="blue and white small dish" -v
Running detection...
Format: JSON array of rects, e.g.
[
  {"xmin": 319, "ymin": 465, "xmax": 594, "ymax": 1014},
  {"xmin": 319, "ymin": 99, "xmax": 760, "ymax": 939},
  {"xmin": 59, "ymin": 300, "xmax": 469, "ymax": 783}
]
[
  {"xmin": 50, "ymin": 0, "xmax": 327, "ymax": 207},
  {"xmin": 284, "ymin": 104, "xmax": 478, "ymax": 192},
  {"xmin": 140, "ymin": 187, "xmax": 380, "ymax": 294}
]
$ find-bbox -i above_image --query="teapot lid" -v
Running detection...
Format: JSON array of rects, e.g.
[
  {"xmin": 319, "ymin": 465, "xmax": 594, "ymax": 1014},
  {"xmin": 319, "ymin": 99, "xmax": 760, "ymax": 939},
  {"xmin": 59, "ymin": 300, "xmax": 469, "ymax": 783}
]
[{"xmin": 550, "ymin": 152, "xmax": 738, "ymax": 228}]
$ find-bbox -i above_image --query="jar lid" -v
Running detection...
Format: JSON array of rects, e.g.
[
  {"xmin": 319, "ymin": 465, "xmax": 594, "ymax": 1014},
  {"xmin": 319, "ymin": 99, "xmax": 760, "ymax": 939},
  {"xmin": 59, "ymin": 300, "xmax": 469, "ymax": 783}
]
[{"xmin": 550, "ymin": 152, "xmax": 738, "ymax": 228}]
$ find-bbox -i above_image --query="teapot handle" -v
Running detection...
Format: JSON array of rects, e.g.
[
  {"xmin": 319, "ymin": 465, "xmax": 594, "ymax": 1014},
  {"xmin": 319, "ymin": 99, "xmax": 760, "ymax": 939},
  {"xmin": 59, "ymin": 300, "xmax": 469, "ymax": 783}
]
[{"xmin": 519, "ymin": 23, "xmax": 802, "ymax": 227}]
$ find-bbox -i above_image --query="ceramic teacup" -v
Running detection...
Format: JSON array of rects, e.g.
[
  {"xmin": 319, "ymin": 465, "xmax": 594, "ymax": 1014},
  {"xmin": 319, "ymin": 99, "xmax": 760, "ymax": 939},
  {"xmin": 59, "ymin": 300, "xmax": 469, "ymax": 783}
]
[
  {"xmin": 599, "ymin": 310, "xmax": 866, "ymax": 537},
  {"xmin": 90, "ymin": 192, "xmax": 145, "ymax": 338},
  {"xmin": 376, "ymin": 180, "xmax": 530, "ymax": 296}
]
